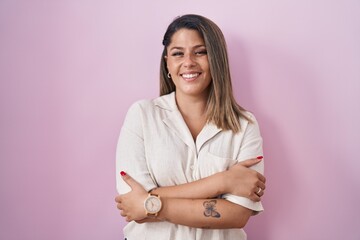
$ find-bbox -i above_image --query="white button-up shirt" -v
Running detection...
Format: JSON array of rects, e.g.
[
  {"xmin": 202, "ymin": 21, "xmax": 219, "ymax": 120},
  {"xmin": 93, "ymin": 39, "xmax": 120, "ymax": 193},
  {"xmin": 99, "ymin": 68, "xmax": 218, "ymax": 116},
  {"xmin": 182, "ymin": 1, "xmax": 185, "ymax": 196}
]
[{"xmin": 116, "ymin": 92, "xmax": 264, "ymax": 240}]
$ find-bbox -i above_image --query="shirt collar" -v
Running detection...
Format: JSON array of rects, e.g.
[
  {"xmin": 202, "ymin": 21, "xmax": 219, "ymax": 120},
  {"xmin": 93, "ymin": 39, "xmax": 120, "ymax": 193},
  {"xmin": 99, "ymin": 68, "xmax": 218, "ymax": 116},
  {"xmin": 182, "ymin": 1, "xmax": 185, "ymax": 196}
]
[{"xmin": 154, "ymin": 91, "xmax": 222, "ymax": 154}]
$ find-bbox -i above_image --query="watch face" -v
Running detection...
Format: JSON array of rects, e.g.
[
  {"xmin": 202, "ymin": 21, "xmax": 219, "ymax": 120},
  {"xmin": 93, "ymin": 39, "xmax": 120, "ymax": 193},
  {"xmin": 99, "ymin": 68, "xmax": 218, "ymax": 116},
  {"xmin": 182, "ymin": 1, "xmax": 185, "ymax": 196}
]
[{"xmin": 144, "ymin": 195, "xmax": 162, "ymax": 214}]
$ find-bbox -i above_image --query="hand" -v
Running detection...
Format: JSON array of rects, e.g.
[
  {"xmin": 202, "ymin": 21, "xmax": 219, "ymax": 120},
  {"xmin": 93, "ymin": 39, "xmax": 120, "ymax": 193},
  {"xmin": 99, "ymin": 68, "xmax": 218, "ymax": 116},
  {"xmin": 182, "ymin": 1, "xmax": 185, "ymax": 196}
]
[
  {"xmin": 115, "ymin": 172, "xmax": 149, "ymax": 222},
  {"xmin": 224, "ymin": 157, "xmax": 266, "ymax": 202}
]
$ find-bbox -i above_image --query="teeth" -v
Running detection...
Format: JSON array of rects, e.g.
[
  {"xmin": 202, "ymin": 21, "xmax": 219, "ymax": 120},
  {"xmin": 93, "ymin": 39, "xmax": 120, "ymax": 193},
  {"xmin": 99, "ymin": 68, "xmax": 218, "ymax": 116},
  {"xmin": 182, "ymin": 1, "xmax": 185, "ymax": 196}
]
[{"xmin": 182, "ymin": 73, "xmax": 199, "ymax": 79}]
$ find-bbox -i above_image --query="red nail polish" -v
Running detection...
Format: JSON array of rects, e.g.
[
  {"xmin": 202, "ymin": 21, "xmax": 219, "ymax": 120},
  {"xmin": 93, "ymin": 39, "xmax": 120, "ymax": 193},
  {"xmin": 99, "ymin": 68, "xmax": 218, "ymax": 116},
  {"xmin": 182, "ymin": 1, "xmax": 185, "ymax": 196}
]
[
  {"xmin": 120, "ymin": 171, "xmax": 126, "ymax": 176},
  {"xmin": 257, "ymin": 156, "xmax": 263, "ymax": 160}
]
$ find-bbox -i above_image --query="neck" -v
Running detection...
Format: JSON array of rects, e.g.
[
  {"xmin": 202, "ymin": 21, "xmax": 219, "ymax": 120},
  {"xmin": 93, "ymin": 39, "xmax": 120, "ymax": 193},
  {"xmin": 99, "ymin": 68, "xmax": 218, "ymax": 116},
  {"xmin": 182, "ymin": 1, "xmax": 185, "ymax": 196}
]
[
  {"xmin": 175, "ymin": 92, "xmax": 209, "ymax": 141},
  {"xmin": 175, "ymin": 93, "xmax": 208, "ymax": 119}
]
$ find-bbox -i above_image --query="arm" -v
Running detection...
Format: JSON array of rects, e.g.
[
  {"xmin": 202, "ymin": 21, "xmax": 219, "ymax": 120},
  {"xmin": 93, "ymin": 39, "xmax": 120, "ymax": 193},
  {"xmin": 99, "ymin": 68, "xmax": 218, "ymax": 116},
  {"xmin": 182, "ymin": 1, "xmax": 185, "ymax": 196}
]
[
  {"xmin": 150, "ymin": 157, "xmax": 265, "ymax": 202},
  {"xmin": 116, "ymin": 173, "xmax": 253, "ymax": 229},
  {"xmin": 221, "ymin": 113, "xmax": 265, "ymax": 213},
  {"xmin": 158, "ymin": 198, "xmax": 252, "ymax": 229},
  {"xmin": 117, "ymin": 158, "xmax": 265, "ymax": 226}
]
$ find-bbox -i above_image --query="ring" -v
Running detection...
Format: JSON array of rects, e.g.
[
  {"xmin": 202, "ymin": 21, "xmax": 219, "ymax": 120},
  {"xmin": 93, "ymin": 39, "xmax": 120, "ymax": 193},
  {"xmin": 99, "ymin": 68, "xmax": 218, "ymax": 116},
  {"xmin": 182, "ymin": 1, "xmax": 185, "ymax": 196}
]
[{"xmin": 256, "ymin": 187, "xmax": 262, "ymax": 194}]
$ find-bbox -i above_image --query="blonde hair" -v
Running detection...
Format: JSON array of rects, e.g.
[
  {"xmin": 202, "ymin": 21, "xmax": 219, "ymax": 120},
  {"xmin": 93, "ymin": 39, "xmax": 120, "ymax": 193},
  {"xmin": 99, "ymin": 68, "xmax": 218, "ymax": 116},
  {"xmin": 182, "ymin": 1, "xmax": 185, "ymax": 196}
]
[{"xmin": 160, "ymin": 14, "xmax": 252, "ymax": 132}]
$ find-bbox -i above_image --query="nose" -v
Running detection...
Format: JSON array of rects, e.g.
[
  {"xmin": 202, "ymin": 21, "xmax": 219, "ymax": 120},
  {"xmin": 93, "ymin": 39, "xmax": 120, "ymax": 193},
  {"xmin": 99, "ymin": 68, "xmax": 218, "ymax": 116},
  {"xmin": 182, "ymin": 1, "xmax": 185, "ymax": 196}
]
[{"xmin": 183, "ymin": 53, "xmax": 196, "ymax": 67}]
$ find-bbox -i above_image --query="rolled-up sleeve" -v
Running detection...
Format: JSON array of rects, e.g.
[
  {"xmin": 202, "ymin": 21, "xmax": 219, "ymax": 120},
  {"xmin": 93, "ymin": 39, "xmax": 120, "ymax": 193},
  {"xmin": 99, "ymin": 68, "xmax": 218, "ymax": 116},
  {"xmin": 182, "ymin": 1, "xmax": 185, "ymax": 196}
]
[
  {"xmin": 223, "ymin": 113, "xmax": 264, "ymax": 213},
  {"xmin": 116, "ymin": 101, "xmax": 157, "ymax": 194}
]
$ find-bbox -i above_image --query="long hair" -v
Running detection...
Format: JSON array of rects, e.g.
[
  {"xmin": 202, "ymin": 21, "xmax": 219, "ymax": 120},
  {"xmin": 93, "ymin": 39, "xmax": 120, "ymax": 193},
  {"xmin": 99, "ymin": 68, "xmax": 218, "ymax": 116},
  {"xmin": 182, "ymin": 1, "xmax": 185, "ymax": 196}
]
[{"xmin": 160, "ymin": 14, "xmax": 252, "ymax": 132}]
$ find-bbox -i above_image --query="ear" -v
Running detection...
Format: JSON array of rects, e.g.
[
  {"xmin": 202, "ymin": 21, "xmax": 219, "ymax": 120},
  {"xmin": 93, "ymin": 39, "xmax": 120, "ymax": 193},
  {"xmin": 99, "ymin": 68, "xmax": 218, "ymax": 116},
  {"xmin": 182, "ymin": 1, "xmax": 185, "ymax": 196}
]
[{"xmin": 164, "ymin": 55, "xmax": 167, "ymax": 62}]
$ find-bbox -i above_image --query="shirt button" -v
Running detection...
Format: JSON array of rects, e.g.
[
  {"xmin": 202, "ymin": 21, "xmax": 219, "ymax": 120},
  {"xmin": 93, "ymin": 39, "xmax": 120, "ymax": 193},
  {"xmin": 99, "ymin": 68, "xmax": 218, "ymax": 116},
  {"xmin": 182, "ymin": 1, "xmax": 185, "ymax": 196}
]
[{"xmin": 190, "ymin": 165, "xmax": 194, "ymax": 170}]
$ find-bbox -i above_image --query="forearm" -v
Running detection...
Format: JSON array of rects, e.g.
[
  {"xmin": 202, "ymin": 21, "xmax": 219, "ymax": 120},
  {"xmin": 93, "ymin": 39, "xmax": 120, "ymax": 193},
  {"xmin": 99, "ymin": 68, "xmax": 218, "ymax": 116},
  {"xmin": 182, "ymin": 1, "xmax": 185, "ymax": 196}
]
[
  {"xmin": 151, "ymin": 158, "xmax": 265, "ymax": 202},
  {"xmin": 151, "ymin": 172, "xmax": 226, "ymax": 199},
  {"xmin": 157, "ymin": 197, "xmax": 252, "ymax": 229}
]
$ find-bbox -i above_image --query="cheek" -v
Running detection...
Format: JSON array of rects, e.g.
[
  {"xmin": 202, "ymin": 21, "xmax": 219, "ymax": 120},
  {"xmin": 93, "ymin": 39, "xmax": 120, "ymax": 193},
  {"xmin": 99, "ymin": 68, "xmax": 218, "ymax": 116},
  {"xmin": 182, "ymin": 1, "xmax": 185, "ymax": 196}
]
[
  {"xmin": 204, "ymin": 60, "xmax": 210, "ymax": 70},
  {"xmin": 168, "ymin": 60, "xmax": 180, "ymax": 68},
  {"xmin": 203, "ymin": 63, "xmax": 211, "ymax": 79}
]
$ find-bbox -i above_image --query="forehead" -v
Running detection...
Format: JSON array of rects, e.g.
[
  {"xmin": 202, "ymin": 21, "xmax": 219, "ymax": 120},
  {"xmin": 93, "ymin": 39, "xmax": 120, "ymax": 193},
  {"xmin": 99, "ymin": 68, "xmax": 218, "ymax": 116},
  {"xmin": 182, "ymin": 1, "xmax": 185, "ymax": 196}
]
[{"xmin": 168, "ymin": 28, "xmax": 205, "ymax": 47}]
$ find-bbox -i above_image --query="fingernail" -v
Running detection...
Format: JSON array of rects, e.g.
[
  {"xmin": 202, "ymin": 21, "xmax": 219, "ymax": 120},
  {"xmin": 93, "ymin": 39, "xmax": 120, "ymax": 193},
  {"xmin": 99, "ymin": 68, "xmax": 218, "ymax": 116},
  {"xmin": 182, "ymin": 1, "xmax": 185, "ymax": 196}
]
[
  {"xmin": 120, "ymin": 171, "xmax": 126, "ymax": 176},
  {"xmin": 257, "ymin": 156, "xmax": 263, "ymax": 160}
]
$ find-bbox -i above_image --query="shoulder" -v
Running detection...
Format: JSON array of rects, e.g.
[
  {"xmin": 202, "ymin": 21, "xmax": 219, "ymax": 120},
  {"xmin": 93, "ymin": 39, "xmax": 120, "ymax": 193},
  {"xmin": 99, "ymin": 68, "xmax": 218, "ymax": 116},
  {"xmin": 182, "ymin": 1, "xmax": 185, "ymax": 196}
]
[
  {"xmin": 240, "ymin": 111, "xmax": 259, "ymax": 126},
  {"xmin": 241, "ymin": 111, "xmax": 256, "ymax": 121},
  {"xmin": 238, "ymin": 111, "xmax": 261, "ymax": 136},
  {"xmin": 125, "ymin": 92, "xmax": 175, "ymax": 118},
  {"xmin": 123, "ymin": 100, "xmax": 151, "ymax": 121},
  {"xmin": 121, "ymin": 99, "xmax": 156, "ymax": 134},
  {"xmin": 127, "ymin": 99, "xmax": 153, "ymax": 112},
  {"xmin": 241, "ymin": 112, "xmax": 262, "ymax": 142}
]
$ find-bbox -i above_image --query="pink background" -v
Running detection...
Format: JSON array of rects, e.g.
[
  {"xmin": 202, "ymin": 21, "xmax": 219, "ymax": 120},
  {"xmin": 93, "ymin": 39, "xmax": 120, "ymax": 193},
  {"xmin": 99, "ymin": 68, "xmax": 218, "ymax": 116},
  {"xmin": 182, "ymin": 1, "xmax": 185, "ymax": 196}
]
[{"xmin": 1, "ymin": 1, "xmax": 359, "ymax": 239}]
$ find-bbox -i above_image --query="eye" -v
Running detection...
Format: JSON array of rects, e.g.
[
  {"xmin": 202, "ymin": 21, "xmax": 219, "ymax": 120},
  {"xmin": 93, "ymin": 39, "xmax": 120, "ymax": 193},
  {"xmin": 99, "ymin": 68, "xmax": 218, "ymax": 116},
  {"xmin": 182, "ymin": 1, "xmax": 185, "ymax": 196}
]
[
  {"xmin": 195, "ymin": 50, "xmax": 207, "ymax": 55},
  {"xmin": 171, "ymin": 51, "xmax": 183, "ymax": 57}
]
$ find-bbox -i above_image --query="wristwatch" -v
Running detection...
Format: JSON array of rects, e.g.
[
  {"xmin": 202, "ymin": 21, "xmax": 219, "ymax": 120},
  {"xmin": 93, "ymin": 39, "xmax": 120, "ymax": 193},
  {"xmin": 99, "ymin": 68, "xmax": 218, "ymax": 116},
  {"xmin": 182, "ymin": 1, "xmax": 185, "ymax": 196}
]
[{"xmin": 144, "ymin": 193, "xmax": 162, "ymax": 217}]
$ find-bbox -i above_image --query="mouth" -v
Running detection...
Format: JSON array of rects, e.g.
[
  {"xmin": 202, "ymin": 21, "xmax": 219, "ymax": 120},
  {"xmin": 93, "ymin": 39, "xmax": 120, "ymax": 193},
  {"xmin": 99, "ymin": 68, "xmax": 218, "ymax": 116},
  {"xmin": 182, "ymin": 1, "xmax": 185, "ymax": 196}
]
[{"xmin": 180, "ymin": 72, "xmax": 201, "ymax": 82}]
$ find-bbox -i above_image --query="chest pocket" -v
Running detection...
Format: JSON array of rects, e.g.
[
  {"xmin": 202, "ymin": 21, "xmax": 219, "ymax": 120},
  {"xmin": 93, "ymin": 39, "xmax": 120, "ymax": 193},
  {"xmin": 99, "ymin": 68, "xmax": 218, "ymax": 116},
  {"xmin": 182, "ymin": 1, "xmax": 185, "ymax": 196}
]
[{"xmin": 197, "ymin": 152, "xmax": 237, "ymax": 178}]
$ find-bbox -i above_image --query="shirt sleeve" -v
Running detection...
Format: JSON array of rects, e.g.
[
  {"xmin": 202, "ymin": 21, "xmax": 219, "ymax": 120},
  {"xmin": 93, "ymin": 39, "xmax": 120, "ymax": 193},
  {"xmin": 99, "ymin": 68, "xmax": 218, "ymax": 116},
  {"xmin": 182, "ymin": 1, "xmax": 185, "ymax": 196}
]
[
  {"xmin": 222, "ymin": 113, "xmax": 265, "ymax": 213},
  {"xmin": 116, "ymin": 101, "xmax": 157, "ymax": 194}
]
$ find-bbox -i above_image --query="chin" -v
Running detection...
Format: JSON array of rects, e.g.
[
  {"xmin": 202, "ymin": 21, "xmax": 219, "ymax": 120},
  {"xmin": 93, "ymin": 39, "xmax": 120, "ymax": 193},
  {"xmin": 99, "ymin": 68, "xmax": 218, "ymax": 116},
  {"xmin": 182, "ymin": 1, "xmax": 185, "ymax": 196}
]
[{"xmin": 179, "ymin": 88, "xmax": 210, "ymax": 98}]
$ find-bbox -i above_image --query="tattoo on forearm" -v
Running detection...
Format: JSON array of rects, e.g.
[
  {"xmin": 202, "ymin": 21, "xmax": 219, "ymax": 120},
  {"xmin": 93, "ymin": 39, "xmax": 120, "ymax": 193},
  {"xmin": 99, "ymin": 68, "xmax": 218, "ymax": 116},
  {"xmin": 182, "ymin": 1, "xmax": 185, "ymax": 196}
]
[{"xmin": 203, "ymin": 200, "xmax": 221, "ymax": 218}]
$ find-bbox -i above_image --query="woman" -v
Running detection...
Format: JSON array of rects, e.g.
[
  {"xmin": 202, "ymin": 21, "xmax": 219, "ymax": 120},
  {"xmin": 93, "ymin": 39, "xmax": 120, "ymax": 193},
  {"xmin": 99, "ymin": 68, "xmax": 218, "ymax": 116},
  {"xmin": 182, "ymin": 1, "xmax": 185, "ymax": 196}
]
[{"xmin": 115, "ymin": 14, "xmax": 265, "ymax": 240}]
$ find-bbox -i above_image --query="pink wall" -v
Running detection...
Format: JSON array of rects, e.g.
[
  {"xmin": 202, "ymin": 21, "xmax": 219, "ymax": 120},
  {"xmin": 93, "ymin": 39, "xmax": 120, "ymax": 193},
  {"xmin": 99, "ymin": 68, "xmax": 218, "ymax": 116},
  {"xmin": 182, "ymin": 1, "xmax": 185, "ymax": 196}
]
[{"xmin": 1, "ymin": 1, "xmax": 359, "ymax": 239}]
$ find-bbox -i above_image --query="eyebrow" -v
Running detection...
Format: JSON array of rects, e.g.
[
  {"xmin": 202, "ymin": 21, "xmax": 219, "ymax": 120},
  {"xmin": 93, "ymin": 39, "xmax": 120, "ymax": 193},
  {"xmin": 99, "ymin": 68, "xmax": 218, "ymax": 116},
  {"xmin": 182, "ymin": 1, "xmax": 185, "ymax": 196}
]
[{"xmin": 169, "ymin": 45, "xmax": 206, "ymax": 51}]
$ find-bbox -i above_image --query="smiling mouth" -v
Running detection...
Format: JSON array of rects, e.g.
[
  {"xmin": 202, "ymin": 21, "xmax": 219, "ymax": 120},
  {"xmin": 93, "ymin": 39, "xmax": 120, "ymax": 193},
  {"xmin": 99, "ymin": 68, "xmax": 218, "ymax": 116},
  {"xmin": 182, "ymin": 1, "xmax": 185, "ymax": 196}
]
[{"xmin": 181, "ymin": 73, "xmax": 201, "ymax": 81}]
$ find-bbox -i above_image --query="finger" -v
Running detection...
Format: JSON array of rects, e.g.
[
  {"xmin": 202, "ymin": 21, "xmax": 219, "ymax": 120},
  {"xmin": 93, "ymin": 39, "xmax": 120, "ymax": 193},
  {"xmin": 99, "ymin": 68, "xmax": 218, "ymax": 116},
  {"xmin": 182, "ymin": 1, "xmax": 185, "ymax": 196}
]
[
  {"xmin": 250, "ymin": 193, "xmax": 261, "ymax": 202},
  {"xmin": 257, "ymin": 181, "xmax": 266, "ymax": 191},
  {"xmin": 255, "ymin": 186, "xmax": 262, "ymax": 195},
  {"xmin": 257, "ymin": 172, "xmax": 266, "ymax": 183},
  {"xmin": 120, "ymin": 210, "xmax": 126, "ymax": 217},
  {"xmin": 117, "ymin": 203, "xmax": 123, "ymax": 210},
  {"xmin": 120, "ymin": 171, "xmax": 141, "ymax": 189},
  {"xmin": 255, "ymin": 187, "xmax": 264, "ymax": 198},
  {"xmin": 257, "ymin": 190, "xmax": 265, "ymax": 197},
  {"xmin": 256, "ymin": 191, "xmax": 264, "ymax": 198},
  {"xmin": 246, "ymin": 189, "xmax": 261, "ymax": 202},
  {"xmin": 115, "ymin": 195, "xmax": 122, "ymax": 203},
  {"xmin": 239, "ymin": 156, "xmax": 263, "ymax": 167}
]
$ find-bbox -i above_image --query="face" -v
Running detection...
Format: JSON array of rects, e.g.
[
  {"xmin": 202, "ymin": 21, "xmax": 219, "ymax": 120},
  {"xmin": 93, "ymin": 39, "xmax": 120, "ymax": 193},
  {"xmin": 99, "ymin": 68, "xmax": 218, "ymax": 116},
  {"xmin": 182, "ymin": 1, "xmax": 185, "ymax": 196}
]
[{"xmin": 165, "ymin": 29, "xmax": 212, "ymax": 100}]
